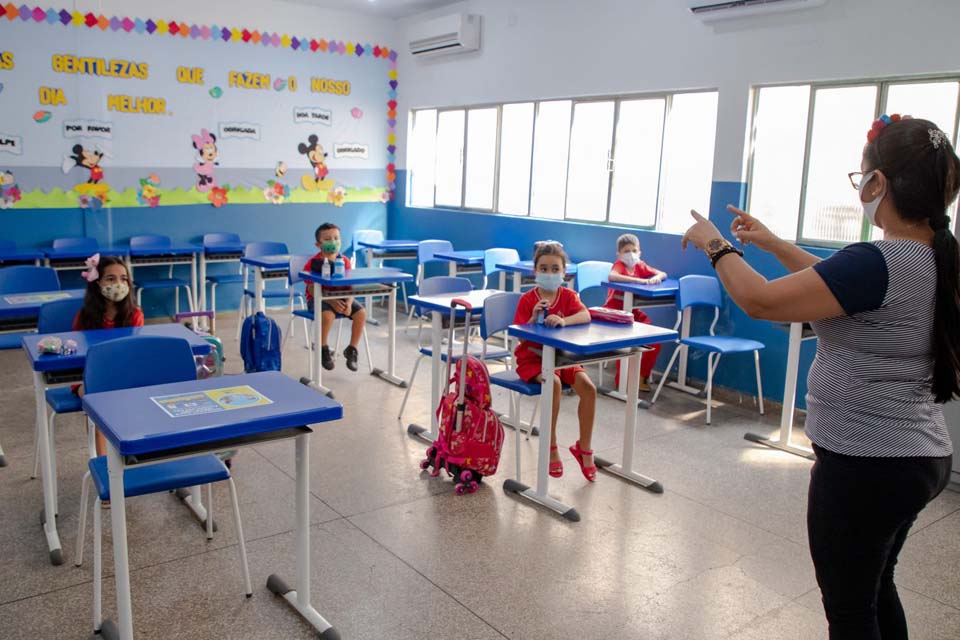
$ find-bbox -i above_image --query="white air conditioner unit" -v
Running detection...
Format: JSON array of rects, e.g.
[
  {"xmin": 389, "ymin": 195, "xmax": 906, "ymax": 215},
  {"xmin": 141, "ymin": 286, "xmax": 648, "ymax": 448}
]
[
  {"xmin": 687, "ymin": 0, "xmax": 827, "ymax": 22},
  {"xmin": 408, "ymin": 13, "xmax": 481, "ymax": 58}
]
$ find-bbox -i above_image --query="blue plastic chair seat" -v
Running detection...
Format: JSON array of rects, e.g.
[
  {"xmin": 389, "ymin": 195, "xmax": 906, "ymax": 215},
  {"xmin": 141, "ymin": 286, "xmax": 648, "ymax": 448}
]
[
  {"xmin": 490, "ymin": 370, "xmax": 542, "ymax": 396},
  {"xmin": 206, "ymin": 274, "xmax": 244, "ymax": 285},
  {"xmin": 45, "ymin": 387, "xmax": 82, "ymax": 413},
  {"xmin": 243, "ymin": 288, "xmax": 291, "ymax": 299},
  {"xmin": 419, "ymin": 346, "xmax": 511, "ymax": 362},
  {"xmin": 293, "ymin": 309, "xmax": 314, "ymax": 320},
  {"xmin": 137, "ymin": 278, "xmax": 191, "ymax": 290},
  {"xmin": 89, "ymin": 454, "xmax": 229, "ymax": 501},
  {"xmin": 0, "ymin": 332, "xmax": 29, "ymax": 350},
  {"xmin": 681, "ymin": 336, "xmax": 765, "ymax": 354}
]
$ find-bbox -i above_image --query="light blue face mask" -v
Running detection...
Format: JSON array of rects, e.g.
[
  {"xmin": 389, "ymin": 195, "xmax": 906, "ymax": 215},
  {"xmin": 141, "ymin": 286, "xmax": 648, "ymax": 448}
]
[{"xmin": 536, "ymin": 272, "xmax": 564, "ymax": 292}]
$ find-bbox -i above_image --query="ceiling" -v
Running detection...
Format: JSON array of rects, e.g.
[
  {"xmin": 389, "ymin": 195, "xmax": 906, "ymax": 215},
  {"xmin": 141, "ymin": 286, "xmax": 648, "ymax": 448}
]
[{"xmin": 278, "ymin": 0, "xmax": 463, "ymax": 19}]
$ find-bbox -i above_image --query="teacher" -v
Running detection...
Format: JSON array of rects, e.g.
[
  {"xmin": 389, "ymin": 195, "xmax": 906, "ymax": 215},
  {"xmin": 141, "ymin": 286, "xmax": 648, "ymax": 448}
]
[{"xmin": 682, "ymin": 115, "xmax": 959, "ymax": 640}]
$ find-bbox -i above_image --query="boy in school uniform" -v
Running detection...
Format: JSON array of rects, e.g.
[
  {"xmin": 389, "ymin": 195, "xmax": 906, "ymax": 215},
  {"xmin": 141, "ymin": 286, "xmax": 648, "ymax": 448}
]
[
  {"xmin": 306, "ymin": 222, "xmax": 366, "ymax": 371},
  {"xmin": 605, "ymin": 233, "xmax": 667, "ymax": 391}
]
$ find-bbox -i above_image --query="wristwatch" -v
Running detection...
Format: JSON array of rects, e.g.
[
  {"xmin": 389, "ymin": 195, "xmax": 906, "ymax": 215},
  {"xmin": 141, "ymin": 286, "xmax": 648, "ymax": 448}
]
[{"xmin": 706, "ymin": 238, "xmax": 744, "ymax": 268}]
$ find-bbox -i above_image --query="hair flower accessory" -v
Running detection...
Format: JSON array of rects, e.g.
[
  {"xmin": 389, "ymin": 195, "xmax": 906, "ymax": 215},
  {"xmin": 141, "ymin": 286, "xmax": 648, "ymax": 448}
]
[
  {"xmin": 929, "ymin": 128, "xmax": 947, "ymax": 149},
  {"xmin": 867, "ymin": 113, "xmax": 913, "ymax": 142},
  {"xmin": 81, "ymin": 253, "xmax": 100, "ymax": 282}
]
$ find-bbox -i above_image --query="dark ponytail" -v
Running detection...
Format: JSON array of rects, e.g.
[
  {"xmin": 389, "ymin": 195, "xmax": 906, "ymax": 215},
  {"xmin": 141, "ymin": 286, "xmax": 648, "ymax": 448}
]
[{"xmin": 866, "ymin": 117, "xmax": 960, "ymax": 403}]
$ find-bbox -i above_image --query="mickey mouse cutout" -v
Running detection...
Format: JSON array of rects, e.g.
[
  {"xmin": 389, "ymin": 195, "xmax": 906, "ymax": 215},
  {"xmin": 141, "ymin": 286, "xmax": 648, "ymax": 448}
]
[
  {"xmin": 298, "ymin": 135, "xmax": 334, "ymax": 192},
  {"xmin": 62, "ymin": 145, "xmax": 105, "ymax": 183},
  {"xmin": 192, "ymin": 129, "xmax": 219, "ymax": 192}
]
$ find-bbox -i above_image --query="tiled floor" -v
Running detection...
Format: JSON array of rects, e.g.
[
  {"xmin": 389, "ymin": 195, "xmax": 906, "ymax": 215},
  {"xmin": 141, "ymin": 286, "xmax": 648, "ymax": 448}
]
[{"xmin": 1, "ymin": 306, "xmax": 958, "ymax": 639}]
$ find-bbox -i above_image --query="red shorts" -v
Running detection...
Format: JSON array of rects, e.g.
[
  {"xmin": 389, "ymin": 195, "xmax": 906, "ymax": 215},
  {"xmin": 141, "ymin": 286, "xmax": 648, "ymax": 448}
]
[{"xmin": 516, "ymin": 359, "xmax": 585, "ymax": 386}]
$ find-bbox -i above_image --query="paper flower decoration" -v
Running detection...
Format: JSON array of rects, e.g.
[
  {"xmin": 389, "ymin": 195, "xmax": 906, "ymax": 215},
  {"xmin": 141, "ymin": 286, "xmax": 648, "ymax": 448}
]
[
  {"xmin": 137, "ymin": 174, "xmax": 162, "ymax": 207},
  {"xmin": 263, "ymin": 179, "xmax": 290, "ymax": 205},
  {"xmin": 208, "ymin": 185, "xmax": 229, "ymax": 208},
  {"xmin": 79, "ymin": 194, "xmax": 104, "ymax": 210},
  {"xmin": 327, "ymin": 186, "xmax": 346, "ymax": 207},
  {"xmin": 0, "ymin": 181, "xmax": 21, "ymax": 209},
  {"xmin": 379, "ymin": 190, "xmax": 391, "ymax": 203}
]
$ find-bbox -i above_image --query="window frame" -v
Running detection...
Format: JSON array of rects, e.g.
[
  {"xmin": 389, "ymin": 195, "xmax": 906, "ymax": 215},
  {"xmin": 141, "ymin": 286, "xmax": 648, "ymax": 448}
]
[
  {"xmin": 747, "ymin": 74, "xmax": 960, "ymax": 248},
  {"xmin": 406, "ymin": 87, "xmax": 719, "ymax": 231}
]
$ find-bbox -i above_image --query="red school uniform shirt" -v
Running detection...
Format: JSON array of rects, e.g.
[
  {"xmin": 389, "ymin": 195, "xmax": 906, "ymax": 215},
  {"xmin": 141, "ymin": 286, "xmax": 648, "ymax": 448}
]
[
  {"xmin": 71, "ymin": 307, "xmax": 145, "ymax": 331},
  {"xmin": 513, "ymin": 286, "xmax": 586, "ymax": 366},
  {"xmin": 304, "ymin": 252, "xmax": 352, "ymax": 303},
  {"xmin": 604, "ymin": 259, "xmax": 659, "ymax": 310}
]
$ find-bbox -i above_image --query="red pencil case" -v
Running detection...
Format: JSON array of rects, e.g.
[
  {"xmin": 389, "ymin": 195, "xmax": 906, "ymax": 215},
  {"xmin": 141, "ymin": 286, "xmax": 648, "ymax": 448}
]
[{"xmin": 588, "ymin": 307, "xmax": 634, "ymax": 324}]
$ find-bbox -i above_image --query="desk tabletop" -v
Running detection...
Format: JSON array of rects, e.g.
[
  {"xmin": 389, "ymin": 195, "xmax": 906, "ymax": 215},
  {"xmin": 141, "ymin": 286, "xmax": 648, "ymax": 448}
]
[
  {"xmin": 508, "ymin": 320, "xmax": 677, "ymax": 355},
  {"xmin": 496, "ymin": 260, "xmax": 578, "ymax": 275},
  {"xmin": 241, "ymin": 253, "xmax": 305, "ymax": 270},
  {"xmin": 45, "ymin": 246, "xmax": 129, "ymax": 260},
  {"xmin": 603, "ymin": 278, "xmax": 679, "ymax": 299},
  {"xmin": 22, "ymin": 323, "xmax": 211, "ymax": 372},
  {"xmin": 300, "ymin": 267, "xmax": 413, "ymax": 286},
  {"xmin": 203, "ymin": 241, "xmax": 246, "ymax": 255},
  {"xmin": 83, "ymin": 371, "xmax": 343, "ymax": 457},
  {"xmin": 129, "ymin": 243, "xmax": 202, "ymax": 257},
  {"xmin": 0, "ymin": 289, "xmax": 85, "ymax": 319},
  {"xmin": 358, "ymin": 239, "xmax": 418, "ymax": 251},
  {"xmin": 434, "ymin": 250, "xmax": 485, "ymax": 264},
  {"xmin": 409, "ymin": 289, "xmax": 503, "ymax": 314},
  {"xmin": 0, "ymin": 249, "xmax": 45, "ymax": 262}
]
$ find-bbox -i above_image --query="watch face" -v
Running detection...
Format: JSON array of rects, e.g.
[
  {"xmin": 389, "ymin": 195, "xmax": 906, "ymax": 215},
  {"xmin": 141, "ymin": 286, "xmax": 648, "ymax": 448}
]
[{"xmin": 707, "ymin": 238, "xmax": 727, "ymax": 253}]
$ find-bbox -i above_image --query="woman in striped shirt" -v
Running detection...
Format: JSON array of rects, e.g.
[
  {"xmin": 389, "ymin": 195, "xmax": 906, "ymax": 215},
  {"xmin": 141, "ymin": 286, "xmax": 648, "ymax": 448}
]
[{"xmin": 682, "ymin": 115, "xmax": 959, "ymax": 640}]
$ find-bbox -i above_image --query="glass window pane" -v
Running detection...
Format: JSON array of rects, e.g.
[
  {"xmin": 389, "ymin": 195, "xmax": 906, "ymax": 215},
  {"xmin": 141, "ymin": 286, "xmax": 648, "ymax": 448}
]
[
  {"xmin": 565, "ymin": 101, "xmax": 615, "ymax": 221},
  {"xmin": 658, "ymin": 92, "xmax": 719, "ymax": 235},
  {"xmin": 885, "ymin": 81, "xmax": 959, "ymax": 141},
  {"xmin": 801, "ymin": 86, "xmax": 878, "ymax": 244},
  {"xmin": 408, "ymin": 109, "xmax": 437, "ymax": 207},
  {"xmin": 497, "ymin": 103, "xmax": 535, "ymax": 215},
  {"xmin": 608, "ymin": 99, "xmax": 665, "ymax": 226},
  {"xmin": 748, "ymin": 85, "xmax": 811, "ymax": 241},
  {"xmin": 434, "ymin": 110, "xmax": 465, "ymax": 207},
  {"xmin": 530, "ymin": 101, "xmax": 572, "ymax": 219},
  {"xmin": 463, "ymin": 108, "xmax": 498, "ymax": 209}
]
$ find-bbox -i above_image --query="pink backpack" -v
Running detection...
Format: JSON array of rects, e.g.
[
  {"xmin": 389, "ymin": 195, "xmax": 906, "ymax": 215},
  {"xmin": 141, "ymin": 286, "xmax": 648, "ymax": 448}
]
[{"xmin": 420, "ymin": 300, "xmax": 504, "ymax": 495}]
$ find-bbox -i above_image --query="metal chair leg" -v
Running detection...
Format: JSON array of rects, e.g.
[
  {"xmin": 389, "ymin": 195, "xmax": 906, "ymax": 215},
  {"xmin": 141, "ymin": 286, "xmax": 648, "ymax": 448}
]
[
  {"xmin": 75, "ymin": 470, "xmax": 92, "ymax": 566},
  {"xmin": 227, "ymin": 478, "xmax": 252, "ymax": 596},
  {"xmin": 398, "ymin": 355, "xmax": 425, "ymax": 419},
  {"xmin": 652, "ymin": 346, "xmax": 682, "ymax": 404},
  {"xmin": 362, "ymin": 328, "xmax": 374, "ymax": 374},
  {"xmin": 93, "ymin": 497, "xmax": 102, "ymax": 633},
  {"xmin": 205, "ymin": 483, "xmax": 214, "ymax": 540},
  {"xmin": 754, "ymin": 350, "xmax": 765, "ymax": 415}
]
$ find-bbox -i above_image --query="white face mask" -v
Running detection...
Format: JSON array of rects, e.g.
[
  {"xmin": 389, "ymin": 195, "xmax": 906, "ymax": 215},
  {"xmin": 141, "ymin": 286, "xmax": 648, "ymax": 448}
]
[
  {"xmin": 621, "ymin": 251, "xmax": 640, "ymax": 268},
  {"xmin": 101, "ymin": 282, "xmax": 130, "ymax": 302},
  {"xmin": 535, "ymin": 273, "xmax": 564, "ymax": 292},
  {"xmin": 859, "ymin": 171, "xmax": 886, "ymax": 228}
]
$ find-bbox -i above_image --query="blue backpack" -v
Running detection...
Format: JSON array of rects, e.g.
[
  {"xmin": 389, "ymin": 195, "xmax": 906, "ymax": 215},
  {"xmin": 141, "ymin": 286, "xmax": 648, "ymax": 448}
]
[{"xmin": 240, "ymin": 311, "xmax": 282, "ymax": 373}]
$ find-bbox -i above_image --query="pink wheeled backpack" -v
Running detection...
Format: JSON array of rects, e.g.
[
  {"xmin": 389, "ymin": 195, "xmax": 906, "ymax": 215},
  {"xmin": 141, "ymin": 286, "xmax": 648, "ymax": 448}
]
[{"xmin": 420, "ymin": 298, "xmax": 504, "ymax": 495}]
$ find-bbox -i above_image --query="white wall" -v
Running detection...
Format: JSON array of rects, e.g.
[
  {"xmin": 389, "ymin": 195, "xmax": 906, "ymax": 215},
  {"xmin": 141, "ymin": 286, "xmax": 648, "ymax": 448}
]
[
  {"xmin": 73, "ymin": 0, "xmax": 397, "ymax": 51},
  {"xmin": 396, "ymin": 0, "xmax": 960, "ymax": 181}
]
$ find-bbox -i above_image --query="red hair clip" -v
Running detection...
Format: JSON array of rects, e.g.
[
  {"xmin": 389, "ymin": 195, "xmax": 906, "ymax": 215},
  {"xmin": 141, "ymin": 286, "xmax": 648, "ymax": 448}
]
[{"xmin": 867, "ymin": 113, "xmax": 912, "ymax": 142}]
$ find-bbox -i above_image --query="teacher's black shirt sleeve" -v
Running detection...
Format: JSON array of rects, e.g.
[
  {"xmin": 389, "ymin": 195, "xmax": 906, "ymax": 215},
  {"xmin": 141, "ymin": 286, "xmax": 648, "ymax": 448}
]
[{"xmin": 812, "ymin": 242, "xmax": 888, "ymax": 315}]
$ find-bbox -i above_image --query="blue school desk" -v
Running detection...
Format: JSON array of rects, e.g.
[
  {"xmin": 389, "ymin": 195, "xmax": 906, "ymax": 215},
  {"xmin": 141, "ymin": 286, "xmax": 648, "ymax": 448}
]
[
  {"xmin": 405, "ymin": 289, "xmax": 503, "ymax": 443},
  {"xmin": 126, "ymin": 242, "xmax": 202, "ymax": 315},
  {"xmin": 21, "ymin": 324, "xmax": 212, "ymax": 565},
  {"xmin": 44, "ymin": 244, "xmax": 129, "ymax": 272},
  {"xmin": 300, "ymin": 268, "xmax": 414, "ymax": 396},
  {"xmin": 198, "ymin": 239, "xmax": 247, "ymax": 321},
  {"xmin": 82, "ymin": 371, "xmax": 343, "ymax": 640},
  {"xmin": 496, "ymin": 260, "xmax": 578, "ymax": 292},
  {"xmin": 744, "ymin": 322, "xmax": 817, "ymax": 460},
  {"xmin": 0, "ymin": 289, "xmax": 85, "ymax": 322},
  {"xmin": 0, "ymin": 246, "xmax": 44, "ymax": 266},
  {"xmin": 356, "ymin": 238, "xmax": 418, "ymax": 267},
  {"xmin": 505, "ymin": 320, "xmax": 677, "ymax": 521},
  {"xmin": 240, "ymin": 253, "xmax": 305, "ymax": 313},
  {"xmin": 434, "ymin": 250, "xmax": 485, "ymax": 277},
  {"xmin": 600, "ymin": 278, "xmax": 681, "ymax": 403}
]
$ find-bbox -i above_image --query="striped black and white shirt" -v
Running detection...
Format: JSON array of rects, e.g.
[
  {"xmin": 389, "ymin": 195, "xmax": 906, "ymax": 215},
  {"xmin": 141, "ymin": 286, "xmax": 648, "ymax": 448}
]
[{"xmin": 806, "ymin": 239, "xmax": 953, "ymax": 458}]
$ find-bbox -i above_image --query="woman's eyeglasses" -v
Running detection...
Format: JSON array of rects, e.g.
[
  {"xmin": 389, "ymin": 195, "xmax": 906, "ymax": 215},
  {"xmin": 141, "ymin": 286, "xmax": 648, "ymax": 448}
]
[{"xmin": 847, "ymin": 172, "xmax": 865, "ymax": 191}]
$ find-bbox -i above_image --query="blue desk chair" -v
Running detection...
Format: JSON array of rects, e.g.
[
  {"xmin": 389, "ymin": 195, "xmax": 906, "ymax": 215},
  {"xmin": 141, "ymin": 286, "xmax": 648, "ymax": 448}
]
[
  {"xmin": 130, "ymin": 235, "xmax": 196, "ymax": 317},
  {"xmin": 236, "ymin": 241, "xmax": 304, "ymax": 340},
  {"xmin": 576, "ymin": 261, "xmax": 614, "ymax": 383},
  {"xmin": 51, "ymin": 236, "xmax": 99, "ymax": 255},
  {"xmin": 651, "ymin": 275, "xmax": 765, "ymax": 424},
  {"xmin": 482, "ymin": 248, "xmax": 520, "ymax": 290},
  {"xmin": 31, "ymin": 298, "xmax": 86, "ymax": 490},
  {"xmin": 350, "ymin": 229, "xmax": 384, "ymax": 267},
  {"xmin": 405, "ymin": 240, "xmax": 454, "ymax": 329},
  {"xmin": 74, "ymin": 336, "xmax": 251, "ymax": 634},
  {"xmin": 203, "ymin": 233, "xmax": 245, "ymax": 317},
  {"xmin": 0, "ymin": 265, "xmax": 61, "ymax": 349},
  {"xmin": 398, "ymin": 277, "xmax": 502, "ymax": 419}
]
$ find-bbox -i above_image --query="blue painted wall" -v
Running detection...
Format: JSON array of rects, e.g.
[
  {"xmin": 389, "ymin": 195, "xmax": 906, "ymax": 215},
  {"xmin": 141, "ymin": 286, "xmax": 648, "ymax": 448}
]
[
  {"xmin": 388, "ymin": 170, "xmax": 836, "ymax": 408},
  {"xmin": 1, "ymin": 202, "xmax": 386, "ymax": 317}
]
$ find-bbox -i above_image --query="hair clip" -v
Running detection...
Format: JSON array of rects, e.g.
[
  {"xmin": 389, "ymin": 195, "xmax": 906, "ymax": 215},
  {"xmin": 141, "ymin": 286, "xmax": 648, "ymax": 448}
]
[
  {"xmin": 866, "ymin": 114, "xmax": 912, "ymax": 143},
  {"xmin": 80, "ymin": 253, "xmax": 100, "ymax": 282},
  {"xmin": 535, "ymin": 240, "xmax": 564, "ymax": 249},
  {"xmin": 929, "ymin": 128, "xmax": 947, "ymax": 149}
]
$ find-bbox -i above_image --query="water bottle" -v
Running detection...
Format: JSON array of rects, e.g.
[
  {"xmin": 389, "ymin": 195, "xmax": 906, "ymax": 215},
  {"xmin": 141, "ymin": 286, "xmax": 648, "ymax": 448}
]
[
  {"xmin": 334, "ymin": 256, "xmax": 345, "ymax": 278},
  {"xmin": 536, "ymin": 307, "xmax": 545, "ymax": 325},
  {"xmin": 321, "ymin": 258, "xmax": 331, "ymax": 279}
]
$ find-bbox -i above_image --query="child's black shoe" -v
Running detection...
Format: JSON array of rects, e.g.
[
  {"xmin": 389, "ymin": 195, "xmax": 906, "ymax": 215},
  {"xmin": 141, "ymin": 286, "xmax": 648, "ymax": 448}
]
[
  {"xmin": 321, "ymin": 345, "xmax": 335, "ymax": 371},
  {"xmin": 344, "ymin": 345, "xmax": 359, "ymax": 372}
]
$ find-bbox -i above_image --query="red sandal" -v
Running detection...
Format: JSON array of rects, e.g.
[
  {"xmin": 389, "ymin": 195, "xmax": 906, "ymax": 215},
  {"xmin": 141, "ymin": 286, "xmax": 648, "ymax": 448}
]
[
  {"xmin": 569, "ymin": 441, "xmax": 597, "ymax": 482},
  {"xmin": 549, "ymin": 445, "xmax": 563, "ymax": 478}
]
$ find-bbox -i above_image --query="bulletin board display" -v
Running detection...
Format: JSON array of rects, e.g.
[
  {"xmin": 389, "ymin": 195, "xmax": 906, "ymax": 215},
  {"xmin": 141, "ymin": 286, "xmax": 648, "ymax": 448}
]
[{"xmin": 0, "ymin": 6, "xmax": 399, "ymax": 210}]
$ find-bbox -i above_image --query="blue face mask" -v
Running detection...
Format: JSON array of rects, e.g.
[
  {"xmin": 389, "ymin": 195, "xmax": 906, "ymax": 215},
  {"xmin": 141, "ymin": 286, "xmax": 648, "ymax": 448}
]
[{"xmin": 536, "ymin": 272, "xmax": 564, "ymax": 292}]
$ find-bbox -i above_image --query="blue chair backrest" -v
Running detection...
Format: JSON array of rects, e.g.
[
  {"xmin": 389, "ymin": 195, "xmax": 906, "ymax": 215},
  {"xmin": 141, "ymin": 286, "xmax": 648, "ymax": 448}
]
[
  {"xmin": 84, "ymin": 336, "xmax": 198, "ymax": 394},
  {"xmin": 288, "ymin": 255, "xmax": 310, "ymax": 286},
  {"xmin": 418, "ymin": 240, "xmax": 453, "ymax": 264},
  {"xmin": 203, "ymin": 232, "xmax": 241, "ymax": 245},
  {"xmin": 0, "ymin": 265, "xmax": 60, "ymax": 294},
  {"xmin": 245, "ymin": 241, "xmax": 288, "ymax": 258},
  {"xmin": 0, "ymin": 239, "xmax": 14, "ymax": 252},
  {"xmin": 52, "ymin": 237, "xmax": 99, "ymax": 251},
  {"xmin": 37, "ymin": 297, "xmax": 85, "ymax": 333},
  {"xmin": 130, "ymin": 234, "xmax": 172, "ymax": 250},
  {"xmin": 418, "ymin": 276, "xmax": 473, "ymax": 297},
  {"xmin": 352, "ymin": 229, "xmax": 384, "ymax": 266},
  {"xmin": 576, "ymin": 261, "xmax": 613, "ymax": 293},
  {"xmin": 484, "ymin": 248, "xmax": 520, "ymax": 277},
  {"xmin": 678, "ymin": 275, "xmax": 722, "ymax": 311},
  {"xmin": 481, "ymin": 292, "xmax": 522, "ymax": 340}
]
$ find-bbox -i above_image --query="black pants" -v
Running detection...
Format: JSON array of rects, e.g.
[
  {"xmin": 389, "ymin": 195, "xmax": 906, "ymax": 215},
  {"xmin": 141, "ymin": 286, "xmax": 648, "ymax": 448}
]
[{"xmin": 807, "ymin": 443, "xmax": 952, "ymax": 640}]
